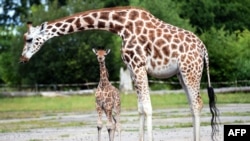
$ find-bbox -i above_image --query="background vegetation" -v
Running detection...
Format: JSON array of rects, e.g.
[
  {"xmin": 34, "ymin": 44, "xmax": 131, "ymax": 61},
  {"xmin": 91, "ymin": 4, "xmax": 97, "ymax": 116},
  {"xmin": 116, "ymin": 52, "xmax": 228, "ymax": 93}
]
[{"xmin": 0, "ymin": 0, "xmax": 250, "ymax": 89}]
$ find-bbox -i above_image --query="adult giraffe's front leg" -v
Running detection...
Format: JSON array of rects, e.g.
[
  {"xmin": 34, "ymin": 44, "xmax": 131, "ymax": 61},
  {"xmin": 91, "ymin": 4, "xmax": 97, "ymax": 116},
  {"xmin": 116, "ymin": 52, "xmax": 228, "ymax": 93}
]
[{"xmin": 132, "ymin": 67, "xmax": 153, "ymax": 141}]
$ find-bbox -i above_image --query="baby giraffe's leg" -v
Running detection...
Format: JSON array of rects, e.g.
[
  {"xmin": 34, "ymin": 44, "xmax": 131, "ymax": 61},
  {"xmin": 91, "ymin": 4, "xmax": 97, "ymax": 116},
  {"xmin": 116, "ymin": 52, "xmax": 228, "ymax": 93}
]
[
  {"xmin": 113, "ymin": 97, "xmax": 121, "ymax": 141},
  {"xmin": 106, "ymin": 109, "xmax": 116, "ymax": 141},
  {"xmin": 96, "ymin": 105, "xmax": 103, "ymax": 141},
  {"xmin": 113, "ymin": 113, "xmax": 121, "ymax": 141}
]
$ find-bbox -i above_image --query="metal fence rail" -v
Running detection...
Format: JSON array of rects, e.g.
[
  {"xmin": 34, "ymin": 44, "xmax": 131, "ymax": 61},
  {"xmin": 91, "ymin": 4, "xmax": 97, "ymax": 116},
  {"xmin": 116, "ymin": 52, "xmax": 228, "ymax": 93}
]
[{"xmin": 1, "ymin": 80, "xmax": 250, "ymax": 97}]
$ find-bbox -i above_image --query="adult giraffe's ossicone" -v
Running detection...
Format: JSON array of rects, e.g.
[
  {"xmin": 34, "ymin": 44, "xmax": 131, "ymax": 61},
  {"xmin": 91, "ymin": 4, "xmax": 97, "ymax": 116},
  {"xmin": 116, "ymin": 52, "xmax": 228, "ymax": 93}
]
[{"xmin": 20, "ymin": 6, "xmax": 219, "ymax": 141}]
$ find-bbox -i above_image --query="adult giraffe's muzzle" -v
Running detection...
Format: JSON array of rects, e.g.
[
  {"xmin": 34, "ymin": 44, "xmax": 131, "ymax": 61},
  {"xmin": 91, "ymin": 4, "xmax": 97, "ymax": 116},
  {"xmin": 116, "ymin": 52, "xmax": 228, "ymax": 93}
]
[{"xmin": 19, "ymin": 56, "xmax": 29, "ymax": 63}]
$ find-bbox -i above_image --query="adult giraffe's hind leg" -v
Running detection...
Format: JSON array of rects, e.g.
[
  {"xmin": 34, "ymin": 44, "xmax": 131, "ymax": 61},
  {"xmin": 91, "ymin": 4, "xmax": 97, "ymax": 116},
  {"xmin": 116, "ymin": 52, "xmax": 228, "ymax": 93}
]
[{"xmin": 177, "ymin": 71, "xmax": 203, "ymax": 141}]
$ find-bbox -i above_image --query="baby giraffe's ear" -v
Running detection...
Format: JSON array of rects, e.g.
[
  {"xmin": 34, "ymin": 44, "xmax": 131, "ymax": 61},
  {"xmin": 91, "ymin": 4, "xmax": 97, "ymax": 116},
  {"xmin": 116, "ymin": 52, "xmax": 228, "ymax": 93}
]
[
  {"xmin": 106, "ymin": 49, "xmax": 111, "ymax": 55},
  {"xmin": 92, "ymin": 48, "xmax": 97, "ymax": 54}
]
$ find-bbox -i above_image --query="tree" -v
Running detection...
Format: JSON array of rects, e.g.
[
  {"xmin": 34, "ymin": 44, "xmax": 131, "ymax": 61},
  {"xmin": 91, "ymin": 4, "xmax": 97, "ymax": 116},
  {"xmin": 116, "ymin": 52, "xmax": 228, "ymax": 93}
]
[
  {"xmin": 180, "ymin": 0, "xmax": 250, "ymax": 34},
  {"xmin": 1, "ymin": 0, "xmax": 123, "ymax": 86},
  {"xmin": 200, "ymin": 28, "xmax": 250, "ymax": 86}
]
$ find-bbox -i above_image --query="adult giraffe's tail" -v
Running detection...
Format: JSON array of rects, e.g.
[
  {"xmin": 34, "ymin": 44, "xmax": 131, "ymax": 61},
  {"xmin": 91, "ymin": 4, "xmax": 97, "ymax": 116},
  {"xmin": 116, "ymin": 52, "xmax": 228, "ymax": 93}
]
[{"xmin": 204, "ymin": 47, "xmax": 220, "ymax": 141}]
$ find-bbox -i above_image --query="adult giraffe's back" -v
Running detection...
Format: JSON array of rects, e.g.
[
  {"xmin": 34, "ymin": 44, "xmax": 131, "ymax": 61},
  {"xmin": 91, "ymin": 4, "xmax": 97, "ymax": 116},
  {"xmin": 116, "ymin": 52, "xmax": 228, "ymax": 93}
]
[{"xmin": 20, "ymin": 6, "xmax": 219, "ymax": 141}]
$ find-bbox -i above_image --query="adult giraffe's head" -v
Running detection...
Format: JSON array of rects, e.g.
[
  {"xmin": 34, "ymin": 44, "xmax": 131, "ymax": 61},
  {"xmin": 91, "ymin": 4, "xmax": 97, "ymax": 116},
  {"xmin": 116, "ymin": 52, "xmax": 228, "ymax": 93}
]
[{"xmin": 20, "ymin": 22, "xmax": 48, "ymax": 63}]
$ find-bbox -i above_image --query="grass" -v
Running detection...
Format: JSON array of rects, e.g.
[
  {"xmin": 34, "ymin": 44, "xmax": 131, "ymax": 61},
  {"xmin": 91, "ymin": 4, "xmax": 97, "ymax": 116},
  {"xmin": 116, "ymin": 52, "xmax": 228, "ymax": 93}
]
[{"xmin": 1, "ymin": 92, "xmax": 250, "ymax": 120}]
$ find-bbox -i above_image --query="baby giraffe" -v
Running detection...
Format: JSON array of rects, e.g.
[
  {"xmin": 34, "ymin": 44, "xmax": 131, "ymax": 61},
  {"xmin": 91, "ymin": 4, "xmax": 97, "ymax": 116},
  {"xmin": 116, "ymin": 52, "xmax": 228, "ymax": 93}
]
[{"xmin": 93, "ymin": 48, "xmax": 121, "ymax": 141}]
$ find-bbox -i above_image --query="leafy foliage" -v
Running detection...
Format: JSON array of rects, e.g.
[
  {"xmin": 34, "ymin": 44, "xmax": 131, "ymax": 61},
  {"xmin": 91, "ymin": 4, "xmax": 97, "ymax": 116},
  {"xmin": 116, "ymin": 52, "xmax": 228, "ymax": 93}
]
[{"xmin": 0, "ymin": 0, "xmax": 250, "ymax": 88}]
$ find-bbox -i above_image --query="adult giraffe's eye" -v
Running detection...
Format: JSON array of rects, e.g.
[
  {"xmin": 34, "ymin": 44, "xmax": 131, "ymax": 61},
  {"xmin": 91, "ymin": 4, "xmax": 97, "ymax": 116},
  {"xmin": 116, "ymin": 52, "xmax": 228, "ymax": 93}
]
[{"xmin": 26, "ymin": 38, "xmax": 33, "ymax": 43}]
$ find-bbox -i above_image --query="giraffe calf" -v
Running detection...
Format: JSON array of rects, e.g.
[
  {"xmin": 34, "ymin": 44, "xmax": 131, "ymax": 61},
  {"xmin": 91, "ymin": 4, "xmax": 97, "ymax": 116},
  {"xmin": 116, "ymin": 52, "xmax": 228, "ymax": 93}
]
[{"xmin": 93, "ymin": 48, "xmax": 121, "ymax": 141}]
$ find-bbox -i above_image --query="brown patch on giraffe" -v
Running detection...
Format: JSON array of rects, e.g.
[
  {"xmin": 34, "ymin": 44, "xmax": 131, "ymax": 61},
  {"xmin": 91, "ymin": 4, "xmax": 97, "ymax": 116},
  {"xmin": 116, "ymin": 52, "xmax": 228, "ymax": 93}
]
[
  {"xmin": 163, "ymin": 34, "xmax": 172, "ymax": 42},
  {"xmin": 111, "ymin": 24, "xmax": 123, "ymax": 33},
  {"xmin": 135, "ymin": 46, "xmax": 143, "ymax": 56},
  {"xmin": 125, "ymin": 50, "xmax": 134, "ymax": 60},
  {"xmin": 52, "ymin": 28, "xmax": 57, "ymax": 32},
  {"xmin": 99, "ymin": 12, "xmax": 109, "ymax": 20},
  {"xmin": 84, "ymin": 17, "xmax": 94, "ymax": 25},
  {"xmin": 78, "ymin": 27, "xmax": 85, "ymax": 31},
  {"xmin": 134, "ymin": 56, "xmax": 140, "ymax": 63},
  {"xmin": 131, "ymin": 61, "xmax": 136, "ymax": 69},
  {"xmin": 123, "ymin": 29, "xmax": 130, "ymax": 37},
  {"xmin": 163, "ymin": 29, "xmax": 169, "ymax": 33},
  {"xmin": 55, "ymin": 22, "xmax": 62, "ymax": 27},
  {"xmin": 185, "ymin": 37, "xmax": 192, "ymax": 43},
  {"xmin": 60, "ymin": 28, "xmax": 65, "ymax": 32},
  {"xmin": 63, "ymin": 24, "xmax": 68, "ymax": 28},
  {"xmin": 171, "ymin": 44, "xmax": 178, "ymax": 50},
  {"xmin": 129, "ymin": 10, "xmax": 139, "ymax": 20},
  {"xmin": 68, "ymin": 26, "xmax": 74, "ymax": 33},
  {"xmin": 65, "ymin": 18, "xmax": 75, "ymax": 23},
  {"xmin": 156, "ymin": 29, "xmax": 162, "ymax": 37},
  {"xmin": 138, "ymin": 35, "xmax": 147, "ymax": 45},
  {"xmin": 126, "ymin": 21, "xmax": 133, "ymax": 33},
  {"xmin": 75, "ymin": 18, "xmax": 81, "ymax": 28},
  {"xmin": 146, "ymin": 22, "xmax": 155, "ymax": 28},
  {"xmin": 135, "ymin": 20, "xmax": 143, "ymax": 33},
  {"xmin": 171, "ymin": 51, "xmax": 179, "ymax": 58},
  {"xmin": 151, "ymin": 19, "xmax": 156, "ymax": 23},
  {"xmin": 162, "ymin": 46, "xmax": 170, "ymax": 57},
  {"xmin": 150, "ymin": 60, "xmax": 156, "ymax": 69},
  {"xmin": 153, "ymin": 47, "xmax": 162, "ymax": 59},
  {"xmin": 136, "ymin": 27, "xmax": 142, "ymax": 35},
  {"xmin": 184, "ymin": 42, "xmax": 189, "ymax": 52},
  {"xmin": 144, "ymin": 43, "xmax": 152, "ymax": 56},
  {"xmin": 164, "ymin": 58, "xmax": 169, "ymax": 65},
  {"xmin": 190, "ymin": 43, "xmax": 196, "ymax": 50},
  {"xmin": 47, "ymin": 25, "xmax": 53, "ymax": 29},
  {"xmin": 57, "ymin": 32, "xmax": 63, "ymax": 36},
  {"xmin": 112, "ymin": 13, "xmax": 126, "ymax": 23},
  {"xmin": 87, "ymin": 25, "xmax": 94, "ymax": 28},
  {"xmin": 118, "ymin": 11, "xmax": 127, "ymax": 17},
  {"xmin": 155, "ymin": 38, "xmax": 165, "ymax": 47},
  {"xmin": 143, "ymin": 28, "xmax": 147, "ymax": 34},
  {"xmin": 179, "ymin": 45, "xmax": 184, "ymax": 53},
  {"xmin": 178, "ymin": 32, "xmax": 185, "ymax": 41},
  {"xmin": 98, "ymin": 21, "xmax": 106, "ymax": 28},
  {"xmin": 181, "ymin": 54, "xmax": 186, "ymax": 62},
  {"xmin": 92, "ymin": 13, "xmax": 97, "ymax": 18},
  {"xmin": 157, "ymin": 61, "xmax": 162, "ymax": 65},
  {"xmin": 141, "ymin": 12, "xmax": 150, "ymax": 20},
  {"xmin": 170, "ymin": 30, "xmax": 177, "ymax": 34},
  {"xmin": 193, "ymin": 52, "xmax": 199, "ymax": 58},
  {"xmin": 173, "ymin": 38, "xmax": 181, "ymax": 44},
  {"xmin": 148, "ymin": 30, "xmax": 155, "ymax": 41}
]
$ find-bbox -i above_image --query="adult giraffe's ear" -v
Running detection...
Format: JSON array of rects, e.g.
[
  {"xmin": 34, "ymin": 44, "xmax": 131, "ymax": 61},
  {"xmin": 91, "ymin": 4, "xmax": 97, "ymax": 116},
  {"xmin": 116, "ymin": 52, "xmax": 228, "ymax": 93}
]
[
  {"xmin": 106, "ymin": 49, "xmax": 111, "ymax": 55},
  {"xmin": 40, "ymin": 22, "xmax": 48, "ymax": 34}
]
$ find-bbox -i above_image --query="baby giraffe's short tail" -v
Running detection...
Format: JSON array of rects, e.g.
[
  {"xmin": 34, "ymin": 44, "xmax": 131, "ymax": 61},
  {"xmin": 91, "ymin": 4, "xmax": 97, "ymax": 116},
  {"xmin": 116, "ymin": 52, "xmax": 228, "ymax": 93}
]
[{"xmin": 204, "ymin": 47, "xmax": 220, "ymax": 141}]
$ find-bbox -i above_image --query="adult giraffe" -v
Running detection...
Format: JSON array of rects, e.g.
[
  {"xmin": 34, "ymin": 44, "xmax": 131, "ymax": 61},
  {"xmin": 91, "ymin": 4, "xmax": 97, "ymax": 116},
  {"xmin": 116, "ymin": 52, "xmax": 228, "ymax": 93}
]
[{"xmin": 20, "ymin": 6, "xmax": 219, "ymax": 141}]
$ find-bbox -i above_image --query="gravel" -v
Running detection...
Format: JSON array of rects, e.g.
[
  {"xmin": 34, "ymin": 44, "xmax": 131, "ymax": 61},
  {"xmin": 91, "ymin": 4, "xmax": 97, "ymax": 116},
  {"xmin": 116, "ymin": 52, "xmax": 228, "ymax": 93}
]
[{"xmin": 1, "ymin": 104, "xmax": 250, "ymax": 141}]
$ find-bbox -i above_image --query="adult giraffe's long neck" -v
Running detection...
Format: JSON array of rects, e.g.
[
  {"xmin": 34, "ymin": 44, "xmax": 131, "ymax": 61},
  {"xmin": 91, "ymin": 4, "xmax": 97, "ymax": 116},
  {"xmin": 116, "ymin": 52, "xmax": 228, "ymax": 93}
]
[
  {"xmin": 45, "ymin": 7, "xmax": 134, "ymax": 39},
  {"xmin": 98, "ymin": 61, "xmax": 110, "ymax": 87}
]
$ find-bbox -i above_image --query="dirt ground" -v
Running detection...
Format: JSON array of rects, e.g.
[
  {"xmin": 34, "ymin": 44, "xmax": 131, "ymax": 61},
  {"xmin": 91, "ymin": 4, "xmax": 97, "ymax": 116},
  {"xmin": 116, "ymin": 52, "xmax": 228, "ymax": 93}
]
[{"xmin": 0, "ymin": 104, "xmax": 250, "ymax": 141}]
